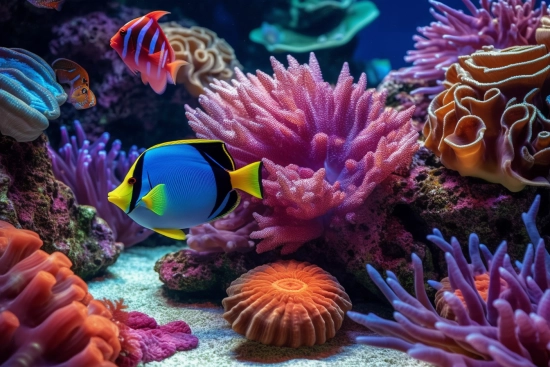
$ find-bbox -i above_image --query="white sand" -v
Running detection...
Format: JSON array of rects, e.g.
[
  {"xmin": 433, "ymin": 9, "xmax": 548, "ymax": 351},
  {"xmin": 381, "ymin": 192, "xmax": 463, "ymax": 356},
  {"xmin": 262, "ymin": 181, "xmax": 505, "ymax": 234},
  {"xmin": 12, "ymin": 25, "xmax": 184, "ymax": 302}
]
[{"xmin": 88, "ymin": 245, "xmax": 432, "ymax": 367}]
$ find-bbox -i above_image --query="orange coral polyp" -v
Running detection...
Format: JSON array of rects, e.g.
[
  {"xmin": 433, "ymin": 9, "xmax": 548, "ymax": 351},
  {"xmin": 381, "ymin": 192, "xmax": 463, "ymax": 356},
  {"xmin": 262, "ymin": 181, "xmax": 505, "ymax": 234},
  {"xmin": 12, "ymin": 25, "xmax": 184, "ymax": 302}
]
[
  {"xmin": 222, "ymin": 260, "xmax": 352, "ymax": 348},
  {"xmin": 0, "ymin": 220, "xmax": 120, "ymax": 366}
]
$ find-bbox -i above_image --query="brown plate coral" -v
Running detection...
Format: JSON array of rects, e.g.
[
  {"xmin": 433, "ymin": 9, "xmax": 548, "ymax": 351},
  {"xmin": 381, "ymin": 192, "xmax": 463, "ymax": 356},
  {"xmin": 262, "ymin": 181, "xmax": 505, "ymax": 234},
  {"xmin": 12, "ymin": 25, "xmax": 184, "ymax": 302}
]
[
  {"xmin": 161, "ymin": 22, "xmax": 242, "ymax": 97},
  {"xmin": 424, "ymin": 16, "xmax": 550, "ymax": 191},
  {"xmin": 222, "ymin": 260, "xmax": 352, "ymax": 348}
]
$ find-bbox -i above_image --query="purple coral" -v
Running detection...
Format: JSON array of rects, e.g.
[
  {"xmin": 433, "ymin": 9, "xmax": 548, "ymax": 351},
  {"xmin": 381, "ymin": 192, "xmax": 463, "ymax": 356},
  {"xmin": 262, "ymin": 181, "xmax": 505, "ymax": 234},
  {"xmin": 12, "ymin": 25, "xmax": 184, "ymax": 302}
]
[
  {"xmin": 394, "ymin": 0, "xmax": 548, "ymax": 95},
  {"xmin": 48, "ymin": 120, "xmax": 152, "ymax": 247},
  {"xmin": 348, "ymin": 195, "xmax": 550, "ymax": 367},
  {"xmin": 121, "ymin": 311, "xmax": 198, "ymax": 365},
  {"xmin": 185, "ymin": 53, "xmax": 419, "ymax": 254}
]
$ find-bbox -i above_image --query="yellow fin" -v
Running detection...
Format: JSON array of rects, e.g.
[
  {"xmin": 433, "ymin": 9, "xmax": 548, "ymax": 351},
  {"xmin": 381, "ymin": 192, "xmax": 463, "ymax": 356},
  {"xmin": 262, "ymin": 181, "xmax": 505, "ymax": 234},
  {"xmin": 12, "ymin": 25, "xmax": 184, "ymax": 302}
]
[
  {"xmin": 141, "ymin": 184, "xmax": 167, "ymax": 215},
  {"xmin": 229, "ymin": 161, "xmax": 264, "ymax": 199},
  {"xmin": 153, "ymin": 228, "xmax": 186, "ymax": 240}
]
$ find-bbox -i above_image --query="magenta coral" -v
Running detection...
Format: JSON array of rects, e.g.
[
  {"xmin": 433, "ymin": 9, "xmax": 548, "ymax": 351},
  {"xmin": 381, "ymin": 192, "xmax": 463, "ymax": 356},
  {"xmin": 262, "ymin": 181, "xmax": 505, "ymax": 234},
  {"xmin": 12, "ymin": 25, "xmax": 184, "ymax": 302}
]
[
  {"xmin": 394, "ymin": 0, "xmax": 548, "ymax": 95},
  {"xmin": 348, "ymin": 195, "xmax": 550, "ymax": 367},
  {"xmin": 102, "ymin": 300, "xmax": 198, "ymax": 366},
  {"xmin": 48, "ymin": 121, "xmax": 152, "ymax": 247},
  {"xmin": 186, "ymin": 53, "xmax": 419, "ymax": 254}
]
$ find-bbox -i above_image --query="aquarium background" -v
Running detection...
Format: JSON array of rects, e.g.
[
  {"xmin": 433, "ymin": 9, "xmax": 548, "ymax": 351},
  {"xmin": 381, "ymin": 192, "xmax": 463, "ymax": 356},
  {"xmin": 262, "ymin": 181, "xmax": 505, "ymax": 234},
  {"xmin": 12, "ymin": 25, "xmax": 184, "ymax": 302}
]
[{"xmin": 3, "ymin": 0, "xmax": 550, "ymax": 366}]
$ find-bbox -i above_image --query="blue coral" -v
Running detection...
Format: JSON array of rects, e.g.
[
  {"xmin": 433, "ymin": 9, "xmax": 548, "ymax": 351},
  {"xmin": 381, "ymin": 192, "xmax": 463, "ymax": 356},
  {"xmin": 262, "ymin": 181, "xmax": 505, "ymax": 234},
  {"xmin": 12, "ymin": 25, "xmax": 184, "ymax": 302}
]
[
  {"xmin": 0, "ymin": 47, "xmax": 66, "ymax": 141},
  {"xmin": 348, "ymin": 195, "xmax": 550, "ymax": 367}
]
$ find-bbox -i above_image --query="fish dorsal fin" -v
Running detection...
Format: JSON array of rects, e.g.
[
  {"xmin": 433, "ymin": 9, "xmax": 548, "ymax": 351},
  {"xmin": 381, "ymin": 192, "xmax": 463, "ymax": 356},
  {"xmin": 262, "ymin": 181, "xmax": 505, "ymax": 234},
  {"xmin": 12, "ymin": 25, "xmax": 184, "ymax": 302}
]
[
  {"xmin": 141, "ymin": 184, "xmax": 167, "ymax": 215},
  {"xmin": 153, "ymin": 228, "xmax": 186, "ymax": 240},
  {"xmin": 52, "ymin": 58, "xmax": 78, "ymax": 71},
  {"xmin": 148, "ymin": 140, "xmax": 236, "ymax": 171},
  {"xmin": 146, "ymin": 11, "xmax": 170, "ymax": 21}
]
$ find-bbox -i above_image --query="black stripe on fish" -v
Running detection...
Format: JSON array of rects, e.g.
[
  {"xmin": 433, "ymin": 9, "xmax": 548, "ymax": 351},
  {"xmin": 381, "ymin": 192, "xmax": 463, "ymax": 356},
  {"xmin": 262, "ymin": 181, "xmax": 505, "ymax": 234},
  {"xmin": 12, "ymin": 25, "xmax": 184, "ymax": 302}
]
[
  {"xmin": 195, "ymin": 149, "xmax": 233, "ymax": 219},
  {"xmin": 128, "ymin": 152, "xmax": 145, "ymax": 213},
  {"xmin": 210, "ymin": 190, "xmax": 240, "ymax": 221},
  {"xmin": 188, "ymin": 141, "xmax": 235, "ymax": 171}
]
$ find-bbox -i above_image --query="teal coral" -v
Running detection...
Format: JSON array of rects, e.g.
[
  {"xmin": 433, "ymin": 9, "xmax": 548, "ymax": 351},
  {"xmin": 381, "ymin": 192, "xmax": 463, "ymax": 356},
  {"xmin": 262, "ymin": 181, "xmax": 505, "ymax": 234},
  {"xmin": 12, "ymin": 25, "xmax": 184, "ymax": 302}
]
[
  {"xmin": 249, "ymin": 0, "xmax": 378, "ymax": 52},
  {"xmin": 0, "ymin": 47, "xmax": 66, "ymax": 142}
]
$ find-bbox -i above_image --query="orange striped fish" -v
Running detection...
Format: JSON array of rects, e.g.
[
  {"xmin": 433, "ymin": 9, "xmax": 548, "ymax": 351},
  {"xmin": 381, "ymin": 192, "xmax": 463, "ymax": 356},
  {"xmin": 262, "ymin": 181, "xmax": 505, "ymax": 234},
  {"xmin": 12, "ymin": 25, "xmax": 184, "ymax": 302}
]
[
  {"xmin": 110, "ymin": 10, "xmax": 187, "ymax": 95},
  {"xmin": 52, "ymin": 58, "xmax": 96, "ymax": 110},
  {"xmin": 27, "ymin": 0, "xmax": 65, "ymax": 11}
]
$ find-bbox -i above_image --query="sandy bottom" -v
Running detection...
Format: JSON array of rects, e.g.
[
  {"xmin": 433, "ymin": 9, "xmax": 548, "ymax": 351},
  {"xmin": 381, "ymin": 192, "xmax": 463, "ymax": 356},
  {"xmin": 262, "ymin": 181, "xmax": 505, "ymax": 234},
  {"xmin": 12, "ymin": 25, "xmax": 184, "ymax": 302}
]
[{"xmin": 88, "ymin": 245, "xmax": 432, "ymax": 367}]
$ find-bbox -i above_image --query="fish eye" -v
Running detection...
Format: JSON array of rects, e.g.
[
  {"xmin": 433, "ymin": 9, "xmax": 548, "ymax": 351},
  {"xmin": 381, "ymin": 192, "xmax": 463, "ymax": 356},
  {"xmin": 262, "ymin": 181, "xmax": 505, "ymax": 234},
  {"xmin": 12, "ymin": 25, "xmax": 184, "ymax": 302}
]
[
  {"xmin": 127, "ymin": 177, "xmax": 136, "ymax": 185},
  {"xmin": 81, "ymin": 88, "xmax": 87, "ymax": 94},
  {"xmin": 120, "ymin": 29, "xmax": 127, "ymax": 36}
]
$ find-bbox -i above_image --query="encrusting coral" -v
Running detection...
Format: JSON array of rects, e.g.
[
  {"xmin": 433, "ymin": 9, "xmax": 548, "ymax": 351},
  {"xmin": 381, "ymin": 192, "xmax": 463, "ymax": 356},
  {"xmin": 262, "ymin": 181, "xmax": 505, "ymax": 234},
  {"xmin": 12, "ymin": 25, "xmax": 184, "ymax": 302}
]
[
  {"xmin": 0, "ymin": 133, "xmax": 122, "ymax": 279},
  {"xmin": 186, "ymin": 52, "xmax": 419, "ymax": 254},
  {"xmin": 0, "ymin": 47, "xmax": 66, "ymax": 142},
  {"xmin": 393, "ymin": 0, "xmax": 548, "ymax": 96},
  {"xmin": 222, "ymin": 260, "xmax": 352, "ymax": 348},
  {"xmin": 48, "ymin": 120, "xmax": 152, "ymax": 247},
  {"xmin": 0, "ymin": 220, "xmax": 121, "ymax": 366},
  {"xmin": 424, "ymin": 16, "xmax": 550, "ymax": 191},
  {"xmin": 348, "ymin": 195, "xmax": 550, "ymax": 367},
  {"xmin": 101, "ymin": 299, "xmax": 198, "ymax": 366},
  {"xmin": 161, "ymin": 22, "xmax": 242, "ymax": 97}
]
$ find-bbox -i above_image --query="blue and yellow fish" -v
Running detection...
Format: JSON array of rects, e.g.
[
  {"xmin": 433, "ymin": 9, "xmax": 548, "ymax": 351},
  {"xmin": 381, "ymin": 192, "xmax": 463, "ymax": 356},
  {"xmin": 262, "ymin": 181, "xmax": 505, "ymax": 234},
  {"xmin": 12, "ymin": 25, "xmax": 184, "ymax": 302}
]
[{"xmin": 107, "ymin": 139, "xmax": 263, "ymax": 240}]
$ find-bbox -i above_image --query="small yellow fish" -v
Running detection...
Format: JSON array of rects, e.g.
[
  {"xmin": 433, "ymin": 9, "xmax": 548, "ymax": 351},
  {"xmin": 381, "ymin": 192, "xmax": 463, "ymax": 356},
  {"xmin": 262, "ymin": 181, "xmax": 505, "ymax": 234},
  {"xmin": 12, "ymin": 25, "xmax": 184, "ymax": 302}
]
[{"xmin": 52, "ymin": 58, "xmax": 96, "ymax": 110}]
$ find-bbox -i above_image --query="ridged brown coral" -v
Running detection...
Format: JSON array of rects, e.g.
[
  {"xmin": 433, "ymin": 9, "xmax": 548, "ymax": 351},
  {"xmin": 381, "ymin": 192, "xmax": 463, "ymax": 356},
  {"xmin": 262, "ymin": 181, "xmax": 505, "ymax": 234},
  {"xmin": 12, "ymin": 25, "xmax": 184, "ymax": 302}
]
[
  {"xmin": 424, "ymin": 17, "xmax": 550, "ymax": 191},
  {"xmin": 161, "ymin": 22, "xmax": 242, "ymax": 97},
  {"xmin": 0, "ymin": 221, "xmax": 120, "ymax": 366},
  {"xmin": 222, "ymin": 260, "xmax": 352, "ymax": 348}
]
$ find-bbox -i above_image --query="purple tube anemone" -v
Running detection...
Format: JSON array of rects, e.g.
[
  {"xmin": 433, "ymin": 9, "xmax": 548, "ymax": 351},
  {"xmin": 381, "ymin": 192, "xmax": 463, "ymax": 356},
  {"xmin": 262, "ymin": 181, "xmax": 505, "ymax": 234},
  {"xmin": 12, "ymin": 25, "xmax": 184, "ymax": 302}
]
[
  {"xmin": 394, "ymin": 0, "xmax": 548, "ymax": 96},
  {"xmin": 48, "ymin": 120, "xmax": 152, "ymax": 247},
  {"xmin": 348, "ymin": 195, "xmax": 550, "ymax": 367}
]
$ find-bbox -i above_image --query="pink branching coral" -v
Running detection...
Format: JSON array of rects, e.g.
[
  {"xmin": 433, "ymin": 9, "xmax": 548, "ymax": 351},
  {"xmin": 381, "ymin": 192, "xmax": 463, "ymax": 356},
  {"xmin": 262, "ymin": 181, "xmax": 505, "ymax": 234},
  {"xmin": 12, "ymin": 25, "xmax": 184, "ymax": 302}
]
[
  {"xmin": 101, "ymin": 299, "xmax": 199, "ymax": 366},
  {"xmin": 185, "ymin": 53, "xmax": 419, "ymax": 254},
  {"xmin": 187, "ymin": 194, "xmax": 260, "ymax": 253},
  {"xmin": 394, "ymin": 0, "xmax": 549, "ymax": 95},
  {"xmin": 0, "ymin": 221, "xmax": 121, "ymax": 366}
]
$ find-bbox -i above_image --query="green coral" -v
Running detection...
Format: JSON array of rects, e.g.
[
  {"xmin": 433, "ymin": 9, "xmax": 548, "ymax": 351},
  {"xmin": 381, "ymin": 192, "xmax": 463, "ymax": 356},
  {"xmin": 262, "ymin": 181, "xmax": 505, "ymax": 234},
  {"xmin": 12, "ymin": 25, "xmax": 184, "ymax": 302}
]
[{"xmin": 250, "ymin": 0, "xmax": 379, "ymax": 52}]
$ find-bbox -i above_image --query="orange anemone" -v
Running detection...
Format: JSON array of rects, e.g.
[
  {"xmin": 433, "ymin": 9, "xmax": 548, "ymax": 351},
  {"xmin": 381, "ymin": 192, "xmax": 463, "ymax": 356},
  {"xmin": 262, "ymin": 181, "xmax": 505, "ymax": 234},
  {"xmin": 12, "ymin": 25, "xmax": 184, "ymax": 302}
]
[{"xmin": 222, "ymin": 260, "xmax": 352, "ymax": 348}]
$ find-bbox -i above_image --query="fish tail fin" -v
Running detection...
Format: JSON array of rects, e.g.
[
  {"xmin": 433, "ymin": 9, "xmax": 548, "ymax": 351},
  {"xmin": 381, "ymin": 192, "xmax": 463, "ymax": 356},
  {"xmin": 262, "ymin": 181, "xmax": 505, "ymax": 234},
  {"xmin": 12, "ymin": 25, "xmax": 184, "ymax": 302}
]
[
  {"xmin": 229, "ymin": 161, "xmax": 263, "ymax": 199},
  {"xmin": 166, "ymin": 60, "xmax": 187, "ymax": 85}
]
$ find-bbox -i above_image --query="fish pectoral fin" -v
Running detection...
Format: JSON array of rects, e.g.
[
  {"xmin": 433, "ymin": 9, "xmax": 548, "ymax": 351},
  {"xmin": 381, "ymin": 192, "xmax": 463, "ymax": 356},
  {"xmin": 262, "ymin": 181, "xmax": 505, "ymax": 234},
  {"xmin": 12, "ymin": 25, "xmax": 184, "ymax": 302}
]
[
  {"xmin": 141, "ymin": 72, "xmax": 149, "ymax": 85},
  {"xmin": 148, "ymin": 51, "xmax": 162, "ymax": 65},
  {"xmin": 141, "ymin": 184, "xmax": 167, "ymax": 215},
  {"xmin": 153, "ymin": 228, "xmax": 186, "ymax": 240}
]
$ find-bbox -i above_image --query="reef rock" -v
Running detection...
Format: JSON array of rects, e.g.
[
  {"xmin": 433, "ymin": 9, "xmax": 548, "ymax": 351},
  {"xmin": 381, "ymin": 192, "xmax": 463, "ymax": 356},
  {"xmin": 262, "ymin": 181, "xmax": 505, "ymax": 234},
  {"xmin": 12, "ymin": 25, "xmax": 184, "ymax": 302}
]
[
  {"xmin": 0, "ymin": 134, "xmax": 122, "ymax": 279},
  {"xmin": 154, "ymin": 249, "xmax": 251, "ymax": 295},
  {"xmin": 291, "ymin": 148, "xmax": 546, "ymax": 298},
  {"xmin": 154, "ymin": 150, "xmax": 548, "ymax": 300}
]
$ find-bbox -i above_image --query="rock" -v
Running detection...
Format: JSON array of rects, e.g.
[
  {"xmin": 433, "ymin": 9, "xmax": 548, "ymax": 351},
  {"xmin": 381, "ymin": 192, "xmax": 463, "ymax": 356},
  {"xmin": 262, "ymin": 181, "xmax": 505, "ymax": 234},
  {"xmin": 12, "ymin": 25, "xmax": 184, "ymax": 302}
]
[
  {"xmin": 292, "ymin": 148, "xmax": 546, "ymax": 298},
  {"xmin": 153, "ymin": 149, "xmax": 549, "ymax": 301},
  {"xmin": 0, "ymin": 134, "xmax": 122, "ymax": 279}
]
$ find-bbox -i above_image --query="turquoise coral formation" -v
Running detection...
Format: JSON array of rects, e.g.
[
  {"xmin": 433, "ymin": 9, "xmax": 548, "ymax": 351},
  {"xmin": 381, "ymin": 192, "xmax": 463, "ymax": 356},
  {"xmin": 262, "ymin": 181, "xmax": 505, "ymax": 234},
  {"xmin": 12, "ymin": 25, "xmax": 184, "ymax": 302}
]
[{"xmin": 0, "ymin": 47, "xmax": 66, "ymax": 141}]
